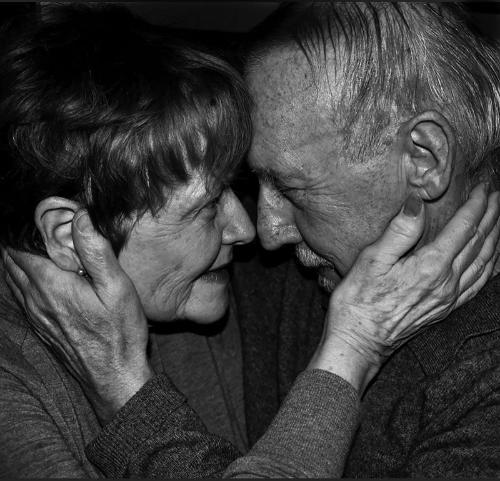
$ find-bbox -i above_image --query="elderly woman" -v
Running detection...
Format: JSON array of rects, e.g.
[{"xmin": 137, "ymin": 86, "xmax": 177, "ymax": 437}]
[{"xmin": 0, "ymin": 4, "xmax": 499, "ymax": 479}]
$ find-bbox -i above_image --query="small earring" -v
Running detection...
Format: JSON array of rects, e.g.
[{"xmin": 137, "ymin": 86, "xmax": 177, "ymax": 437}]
[{"xmin": 77, "ymin": 268, "xmax": 86, "ymax": 277}]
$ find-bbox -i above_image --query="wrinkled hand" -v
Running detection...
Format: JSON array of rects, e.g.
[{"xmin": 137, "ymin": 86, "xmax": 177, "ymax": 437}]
[
  {"xmin": 2, "ymin": 210, "xmax": 152, "ymax": 424},
  {"xmin": 311, "ymin": 184, "xmax": 500, "ymax": 392}
]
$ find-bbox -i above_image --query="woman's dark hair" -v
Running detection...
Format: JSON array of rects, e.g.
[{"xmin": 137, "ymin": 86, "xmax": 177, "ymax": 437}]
[{"xmin": 0, "ymin": 4, "xmax": 252, "ymax": 252}]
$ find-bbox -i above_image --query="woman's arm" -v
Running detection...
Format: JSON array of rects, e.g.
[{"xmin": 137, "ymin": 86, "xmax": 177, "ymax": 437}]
[{"xmin": 3, "ymin": 185, "xmax": 499, "ymax": 478}]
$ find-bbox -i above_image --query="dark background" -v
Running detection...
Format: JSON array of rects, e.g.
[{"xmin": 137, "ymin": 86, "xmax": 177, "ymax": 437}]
[
  {"xmin": 125, "ymin": 1, "xmax": 500, "ymax": 40},
  {"xmin": 2, "ymin": 2, "xmax": 499, "ymax": 40}
]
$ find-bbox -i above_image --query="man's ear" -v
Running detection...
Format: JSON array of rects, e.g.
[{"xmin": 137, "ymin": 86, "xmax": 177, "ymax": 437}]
[
  {"xmin": 399, "ymin": 110, "xmax": 456, "ymax": 201},
  {"xmin": 34, "ymin": 197, "xmax": 83, "ymax": 272}
]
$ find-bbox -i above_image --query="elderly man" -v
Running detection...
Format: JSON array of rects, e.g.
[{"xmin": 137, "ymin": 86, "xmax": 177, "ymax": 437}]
[
  {"xmin": 3, "ymin": 2, "xmax": 500, "ymax": 478},
  {"xmin": 244, "ymin": 2, "xmax": 500, "ymax": 477}
]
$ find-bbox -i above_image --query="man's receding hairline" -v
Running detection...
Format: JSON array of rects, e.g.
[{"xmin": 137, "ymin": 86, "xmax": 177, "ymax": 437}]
[{"xmin": 247, "ymin": 2, "xmax": 500, "ymax": 175}]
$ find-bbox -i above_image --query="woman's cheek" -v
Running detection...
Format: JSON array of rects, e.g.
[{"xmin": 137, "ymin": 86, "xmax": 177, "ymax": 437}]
[{"xmin": 141, "ymin": 268, "xmax": 193, "ymax": 322}]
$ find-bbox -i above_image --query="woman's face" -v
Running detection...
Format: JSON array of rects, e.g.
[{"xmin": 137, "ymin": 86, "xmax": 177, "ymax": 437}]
[{"xmin": 118, "ymin": 172, "xmax": 255, "ymax": 324}]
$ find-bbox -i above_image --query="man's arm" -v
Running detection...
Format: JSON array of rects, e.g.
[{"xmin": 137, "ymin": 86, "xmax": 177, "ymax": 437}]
[
  {"xmin": 223, "ymin": 370, "xmax": 360, "ymax": 478},
  {"xmin": 4, "ymin": 185, "xmax": 499, "ymax": 478},
  {"xmin": 85, "ymin": 370, "xmax": 359, "ymax": 478},
  {"xmin": 85, "ymin": 373, "xmax": 241, "ymax": 478},
  {"xmin": 0, "ymin": 368, "xmax": 97, "ymax": 478}
]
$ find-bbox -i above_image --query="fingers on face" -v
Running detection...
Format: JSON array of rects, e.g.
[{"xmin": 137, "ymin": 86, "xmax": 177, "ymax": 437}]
[
  {"xmin": 367, "ymin": 201, "xmax": 425, "ymax": 267},
  {"xmin": 457, "ymin": 218, "xmax": 500, "ymax": 292},
  {"xmin": 456, "ymin": 257, "xmax": 495, "ymax": 308},
  {"xmin": 5, "ymin": 248, "xmax": 51, "ymax": 289},
  {"xmin": 6, "ymin": 247, "xmax": 87, "ymax": 296},
  {"xmin": 72, "ymin": 214, "xmax": 122, "ymax": 286},
  {"xmin": 5, "ymin": 271, "xmax": 26, "ymax": 309},
  {"xmin": 5, "ymin": 264, "xmax": 61, "ymax": 343},
  {"xmin": 453, "ymin": 191, "xmax": 500, "ymax": 277},
  {"xmin": 432, "ymin": 183, "xmax": 489, "ymax": 262},
  {"xmin": 3, "ymin": 250, "xmax": 31, "ymax": 294}
]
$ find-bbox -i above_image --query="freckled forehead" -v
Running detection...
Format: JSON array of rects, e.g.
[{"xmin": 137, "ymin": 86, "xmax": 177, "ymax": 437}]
[
  {"xmin": 246, "ymin": 45, "xmax": 339, "ymax": 175},
  {"xmin": 248, "ymin": 48, "xmax": 327, "ymax": 134}
]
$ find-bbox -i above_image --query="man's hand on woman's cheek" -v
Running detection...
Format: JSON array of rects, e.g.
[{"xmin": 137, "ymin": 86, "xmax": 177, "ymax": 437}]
[
  {"xmin": 310, "ymin": 184, "xmax": 500, "ymax": 393},
  {"xmin": 2, "ymin": 210, "xmax": 152, "ymax": 425}
]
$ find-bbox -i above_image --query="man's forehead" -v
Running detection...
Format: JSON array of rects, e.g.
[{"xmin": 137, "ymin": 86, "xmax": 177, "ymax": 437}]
[
  {"xmin": 247, "ymin": 46, "xmax": 319, "ymax": 116},
  {"xmin": 247, "ymin": 151, "xmax": 303, "ymax": 183},
  {"xmin": 250, "ymin": 40, "xmax": 326, "ymax": 86},
  {"xmin": 246, "ymin": 44, "xmax": 349, "ymax": 183},
  {"xmin": 247, "ymin": 45, "xmax": 336, "ymax": 143}
]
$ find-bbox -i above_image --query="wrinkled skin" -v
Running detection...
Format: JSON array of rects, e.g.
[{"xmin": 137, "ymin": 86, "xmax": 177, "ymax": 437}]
[
  {"xmin": 308, "ymin": 185, "xmax": 500, "ymax": 390},
  {"xmin": 3, "ymin": 43, "xmax": 500, "ymax": 420},
  {"xmin": 246, "ymin": 45, "xmax": 470, "ymax": 291},
  {"xmin": 3, "ymin": 183, "xmax": 500, "ymax": 419},
  {"xmin": 245, "ymin": 44, "xmax": 500, "ymax": 390}
]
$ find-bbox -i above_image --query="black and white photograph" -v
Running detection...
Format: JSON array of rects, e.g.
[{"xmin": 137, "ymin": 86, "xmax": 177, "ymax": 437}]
[{"xmin": 0, "ymin": 1, "xmax": 499, "ymax": 478}]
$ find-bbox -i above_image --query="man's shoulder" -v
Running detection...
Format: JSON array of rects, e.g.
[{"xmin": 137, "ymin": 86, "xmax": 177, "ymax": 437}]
[
  {"xmin": 407, "ymin": 273, "xmax": 500, "ymax": 377},
  {"xmin": 383, "ymin": 273, "xmax": 500, "ymax": 414},
  {"xmin": 346, "ymin": 276, "xmax": 500, "ymax": 477}
]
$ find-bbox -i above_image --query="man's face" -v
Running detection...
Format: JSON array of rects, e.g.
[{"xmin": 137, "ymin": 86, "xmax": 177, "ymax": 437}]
[{"xmin": 247, "ymin": 46, "xmax": 407, "ymax": 290}]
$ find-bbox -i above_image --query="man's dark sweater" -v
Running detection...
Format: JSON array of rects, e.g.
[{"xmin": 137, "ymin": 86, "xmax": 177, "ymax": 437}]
[{"xmin": 345, "ymin": 273, "xmax": 500, "ymax": 477}]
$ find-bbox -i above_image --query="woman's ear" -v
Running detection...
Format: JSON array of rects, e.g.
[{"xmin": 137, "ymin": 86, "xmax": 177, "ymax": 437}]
[
  {"xmin": 399, "ymin": 110, "xmax": 456, "ymax": 201},
  {"xmin": 34, "ymin": 197, "xmax": 83, "ymax": 272}
]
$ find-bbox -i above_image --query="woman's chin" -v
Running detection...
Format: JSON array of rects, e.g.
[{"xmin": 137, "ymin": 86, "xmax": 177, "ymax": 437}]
[
  {"xmin": 180, "ymin": 277, "xmax": 231, "ymax": 324},
  {"xmin": 144, "ymin": 274, "xmax": 231, "ymax": 324},
  {"xmin": 184, "ymin": 295, "xmax": 230, "ymax": 324}
]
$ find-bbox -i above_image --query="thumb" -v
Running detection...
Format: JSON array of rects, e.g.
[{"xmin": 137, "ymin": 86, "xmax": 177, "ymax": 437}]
[
  {"xmin": 72, "ymin": 210, "xmax": 123, "ymax": 289},
  {"xmin": 369, "ymin": 193, "xmax": 425, "ymax": 266}
]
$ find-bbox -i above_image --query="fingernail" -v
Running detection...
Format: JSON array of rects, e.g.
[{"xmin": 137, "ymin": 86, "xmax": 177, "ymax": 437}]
[
  {"xmin": 403, "ymin": 193, "xmax": 423, "ymax": 217},
  {"xmin": 74, "ymin": 211, "xmax": 91, "ymax": 233}
]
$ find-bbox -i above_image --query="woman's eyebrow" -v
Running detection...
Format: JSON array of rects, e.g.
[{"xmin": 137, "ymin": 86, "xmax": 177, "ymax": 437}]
[{"xmin": 179, "ymin": 184, "xmax": 224, "ymax": 220}]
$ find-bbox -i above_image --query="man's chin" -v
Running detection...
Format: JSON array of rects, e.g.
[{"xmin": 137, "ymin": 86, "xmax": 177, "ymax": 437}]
[{"xmin": 317, "ymin": 267, "xmax": 341, "ymax": 293}]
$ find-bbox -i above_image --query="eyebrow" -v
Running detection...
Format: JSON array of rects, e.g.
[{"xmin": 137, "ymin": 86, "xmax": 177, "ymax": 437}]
[{"xmin": 179, "ymin": 182, "xmax": 225, "ymax": 220}]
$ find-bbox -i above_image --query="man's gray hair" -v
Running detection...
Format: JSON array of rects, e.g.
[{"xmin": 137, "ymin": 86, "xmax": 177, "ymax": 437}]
[{"xmin": 249, "ymin": 2, "xmax": 500, "ymax": 180}]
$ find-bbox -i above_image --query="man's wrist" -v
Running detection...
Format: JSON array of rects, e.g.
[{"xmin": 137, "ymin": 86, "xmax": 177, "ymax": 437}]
[
  {"xmin": 308, "ymin": 333, "xmax": 381, "ymax": 394},
  {"xmin": 94, "ymin": 361, "xmax": 154, "ymax": 425}
]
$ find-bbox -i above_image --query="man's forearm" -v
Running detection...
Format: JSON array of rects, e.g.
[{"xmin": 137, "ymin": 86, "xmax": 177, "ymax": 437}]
[
  {"xmin": 224, "ymin": 369, "xmax": 360, "ymax": 478},
  {"xmin": 86, "ymin": 374, "xmax": 240, "ymax": 478},
  {"xmin": 87, "ymin": 370, "xmax": 360, "ymax": 478}
]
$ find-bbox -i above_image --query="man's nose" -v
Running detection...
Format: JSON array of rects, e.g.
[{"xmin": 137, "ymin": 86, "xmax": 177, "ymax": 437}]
[
  {"xmin": 221, "ymin": 189, "xmax": 256, "ymax": 245},
  {"xmin": 257, "ymin": 184, "xmax": 302, "ymax": 250}
]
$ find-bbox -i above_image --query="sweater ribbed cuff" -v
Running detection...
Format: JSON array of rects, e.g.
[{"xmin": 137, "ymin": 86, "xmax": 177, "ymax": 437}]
[{"xmin": 85, "ymin": 373, "xmax": 186, "ymax": 478}]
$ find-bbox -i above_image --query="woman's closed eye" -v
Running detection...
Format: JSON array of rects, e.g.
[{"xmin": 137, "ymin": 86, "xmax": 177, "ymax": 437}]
[{"xmin": 201, "ymin": 189, "xmax": 226, "ymax": 218}]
